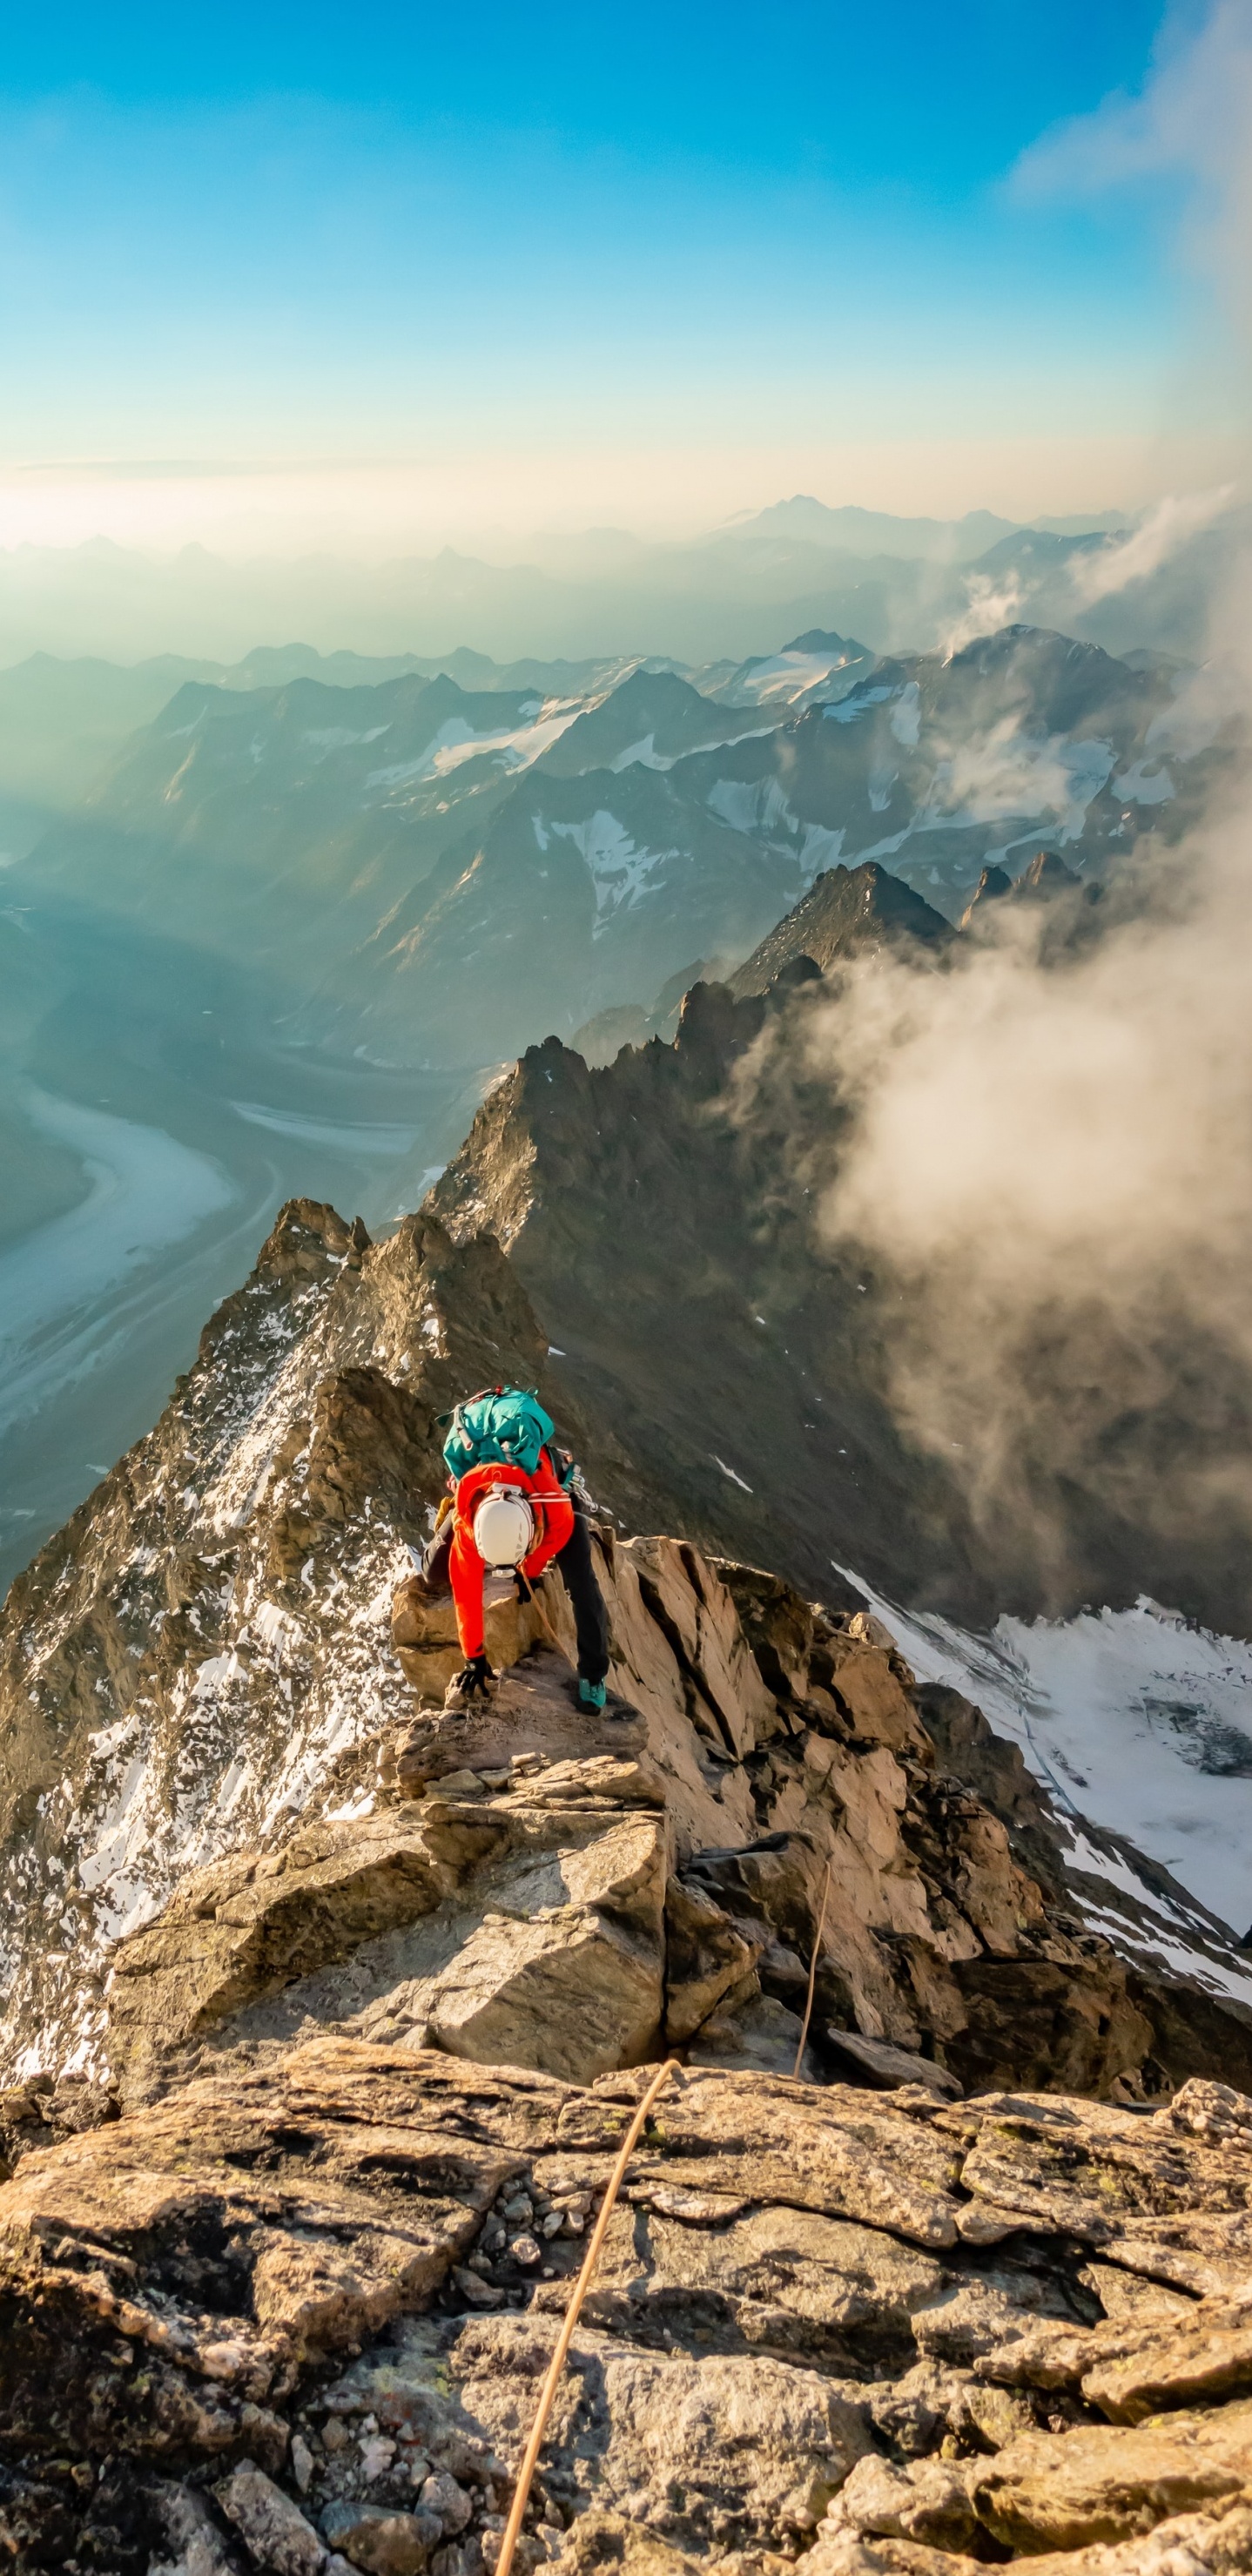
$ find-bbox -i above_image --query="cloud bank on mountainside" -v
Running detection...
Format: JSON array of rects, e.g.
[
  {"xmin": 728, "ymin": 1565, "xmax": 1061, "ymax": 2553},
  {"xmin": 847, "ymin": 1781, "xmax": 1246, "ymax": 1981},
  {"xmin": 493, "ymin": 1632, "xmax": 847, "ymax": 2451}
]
[{"xmin": 743, "ymin": 583, "xmax": 1252, "ymax": 1611}]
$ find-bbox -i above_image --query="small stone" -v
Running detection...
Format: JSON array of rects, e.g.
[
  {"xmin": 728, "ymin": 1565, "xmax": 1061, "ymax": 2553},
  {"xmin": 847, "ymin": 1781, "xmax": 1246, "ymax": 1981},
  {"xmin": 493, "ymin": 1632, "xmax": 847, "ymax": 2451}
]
[
  {"xmin": 360, "ymin": 2435, "xmax": 397, "ymax": 2481},
  {"xmin": 509, "ymin": 2235, "xmax": 542, "ymax": 2268},
  {"xmin": 292, "ymin": 2432, "xmax": 315, "ymax": 2493},
  {"xmin": 501, "ymin": 2195, "xmax": 533, "ymax": 2225},
  {"xmin": 421, "ymin": 2471, "xmax": 474, "ymax": 2536},
  {"xmin": 541, "ymin": 2211, "xmax": 563, "ymax": 2238},
  {"xmin": 451, "ymin": 2265, "xmax": 504, "ymax": 2308},
  {"xmin": 322, "ymin": 2500, "xmax": 442, "ymax": 2575},
  {"xmin": 217, "ymin": 2459, "xmax": 324, "ymax": 2576},
  {"xmin": 324, "ymin": 2417, "xmax": 351, "ymax": 2454}
]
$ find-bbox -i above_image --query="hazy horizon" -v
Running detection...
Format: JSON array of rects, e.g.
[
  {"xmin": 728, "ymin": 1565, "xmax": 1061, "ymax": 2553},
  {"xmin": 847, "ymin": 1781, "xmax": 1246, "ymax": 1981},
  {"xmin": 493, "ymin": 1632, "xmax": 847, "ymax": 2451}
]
[{"xmin": 2, "ymin": 2, "xmax": 1249, "ymax": 567}]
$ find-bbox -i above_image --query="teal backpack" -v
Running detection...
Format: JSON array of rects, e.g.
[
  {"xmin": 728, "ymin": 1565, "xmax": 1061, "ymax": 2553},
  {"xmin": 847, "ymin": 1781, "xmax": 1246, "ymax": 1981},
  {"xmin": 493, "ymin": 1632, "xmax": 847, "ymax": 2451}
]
[{"xmin": 441, "ymin": 1386, "xmax": 555, "ymax": 1482}]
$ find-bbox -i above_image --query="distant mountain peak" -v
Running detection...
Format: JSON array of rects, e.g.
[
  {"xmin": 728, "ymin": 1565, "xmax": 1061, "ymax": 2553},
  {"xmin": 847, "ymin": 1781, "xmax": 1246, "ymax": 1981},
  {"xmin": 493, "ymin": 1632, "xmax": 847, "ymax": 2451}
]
[
  {"xmin": 722, "ymin": 497, "xmax": 1023, "ymax": 563},
  {"xmin": 730, "ymin": 860, "xmax": 951, "ymax": 995}
]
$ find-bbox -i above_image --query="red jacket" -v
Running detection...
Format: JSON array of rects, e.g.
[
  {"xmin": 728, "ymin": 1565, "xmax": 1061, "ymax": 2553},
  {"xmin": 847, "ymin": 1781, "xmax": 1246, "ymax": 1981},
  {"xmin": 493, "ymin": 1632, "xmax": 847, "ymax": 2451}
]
[{"xmin": 448, "ymin": 1449, "xmax": 574, "ymax": 1660}]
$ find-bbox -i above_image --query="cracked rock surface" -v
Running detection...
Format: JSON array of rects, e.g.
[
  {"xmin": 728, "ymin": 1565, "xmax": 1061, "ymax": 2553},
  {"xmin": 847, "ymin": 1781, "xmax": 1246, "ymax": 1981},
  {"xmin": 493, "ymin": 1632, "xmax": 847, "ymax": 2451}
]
[
  {"xmin": 3, "ymin": 1196, "xmax": 1252, "ymax": 2573},
  {"xmin": 5, "ymin": 1599, "xmax": 1252, "ymax": 2576},
  {"xmin": 4, "ymin": 2048, "xmax": 1252, "ymax": 2573}
]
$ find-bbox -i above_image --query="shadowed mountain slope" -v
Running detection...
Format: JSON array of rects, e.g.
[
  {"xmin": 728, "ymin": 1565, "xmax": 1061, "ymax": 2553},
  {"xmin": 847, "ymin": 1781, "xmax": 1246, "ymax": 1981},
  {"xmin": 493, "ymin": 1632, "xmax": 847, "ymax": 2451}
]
[
  {"xmin": 730, "ymin": 862, "xmax": 951, "ymax": 995},
  {"xmin": 2, "ymin": 1170, "xmax": 1252, "ymax": 2568},
  {"xmin": 427, "ymin": 947, "xmax": 1252, "ymax": 1642},
  {"xmin": 17, "ymin": 620, "xmax": 1228, "ymax": 1077},
  {"xmin": 429, "ymin": 983, "xmax": 977, "ymax": 1619}
]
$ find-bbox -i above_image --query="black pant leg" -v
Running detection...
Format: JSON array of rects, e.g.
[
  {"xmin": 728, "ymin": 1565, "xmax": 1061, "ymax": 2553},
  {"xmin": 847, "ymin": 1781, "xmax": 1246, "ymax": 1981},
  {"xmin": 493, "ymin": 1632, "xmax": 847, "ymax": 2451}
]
[
  {"xmin": 555, "ymin": 1512, "xmax": 609, "ymax": 1683},
  {"xmin": 421, "ymin": 1520, "xmax": 454, "ymax": 1590}
]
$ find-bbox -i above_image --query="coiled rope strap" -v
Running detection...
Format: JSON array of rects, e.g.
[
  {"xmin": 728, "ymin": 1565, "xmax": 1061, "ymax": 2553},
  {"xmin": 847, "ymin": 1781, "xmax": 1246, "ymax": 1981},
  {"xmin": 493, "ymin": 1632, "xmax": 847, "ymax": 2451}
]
[{"xmin": 494, "ymin": 2057, "xmax": 677, "ymax": 2576}]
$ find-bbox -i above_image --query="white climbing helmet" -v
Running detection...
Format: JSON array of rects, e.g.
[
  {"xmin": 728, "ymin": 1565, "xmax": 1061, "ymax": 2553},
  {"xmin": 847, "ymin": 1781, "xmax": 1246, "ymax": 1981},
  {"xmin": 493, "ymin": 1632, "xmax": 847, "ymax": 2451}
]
[{"xmin": 473, "ymin": 1487, "xmax": 537, "ymax": 1568}]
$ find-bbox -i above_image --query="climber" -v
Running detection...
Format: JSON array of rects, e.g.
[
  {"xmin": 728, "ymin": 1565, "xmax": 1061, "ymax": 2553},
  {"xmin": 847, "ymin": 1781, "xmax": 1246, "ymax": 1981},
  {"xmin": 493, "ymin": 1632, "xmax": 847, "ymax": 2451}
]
[{"xmin": 412, "ymin": 1386, "xmax": 611, "ymax": 1715}]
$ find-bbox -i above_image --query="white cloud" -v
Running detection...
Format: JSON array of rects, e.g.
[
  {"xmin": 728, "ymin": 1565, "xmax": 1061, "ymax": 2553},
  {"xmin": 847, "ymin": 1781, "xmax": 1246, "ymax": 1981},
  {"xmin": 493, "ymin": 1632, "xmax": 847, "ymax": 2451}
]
[
  {"xmin": 1014, "ymin": 0, "xmax": 1252, "ymax": 357},
  {"xmin": 1067, "ymin": 486, "xmax": 1236, "ymax": 604},
  {"xmin": 940, "ymin": 573, "xmax": 1027, "ymax": 660},
  {"xmin": 1014, "ymin": 0, "xmax": 1252, "ymax": 201}
]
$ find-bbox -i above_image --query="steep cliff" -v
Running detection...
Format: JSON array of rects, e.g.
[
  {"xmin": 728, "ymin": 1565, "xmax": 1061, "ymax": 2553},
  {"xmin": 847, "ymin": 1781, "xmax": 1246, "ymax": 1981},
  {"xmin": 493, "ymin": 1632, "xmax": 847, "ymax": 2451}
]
[
  {"xmin": 427, "ymin": 985, "xmax": 986, "ymax": 1625},
  {"xmin": 1, "ymin": 1169, "xmax": 1249, "ymax": 2113},
  {"xmin": 427, "ymin": 976, "xmax": 1252, "ymax": 1638},
  {"xmin": 4, "ymin": 1529, "xmax": 1252, "ymax": 2576}
]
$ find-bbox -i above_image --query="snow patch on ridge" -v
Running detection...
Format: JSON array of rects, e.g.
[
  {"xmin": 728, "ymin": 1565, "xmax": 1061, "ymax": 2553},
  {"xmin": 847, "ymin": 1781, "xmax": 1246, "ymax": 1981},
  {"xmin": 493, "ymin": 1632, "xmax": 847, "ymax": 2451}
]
[
  {"xmin": 839, "ymin": 1569, "xmax": 1252, "ymax": 1939},
  {"xmin": 549, "ymin": 810, "xmax": 681, "ymax": 926},
  {"xmin": 1113, "ymin": 759, "xmax": 1175, "ymax": 805},
  {"xmin": 706, "ymin": 777, "xmax": 845, "ymax": 883},
  {"xmin": 367, "ymin": 705, "xmax": 579, "ymax": 791},
  {"xmin": 732, "ymin": 646, "xmax": 864, "ymax": 706}
]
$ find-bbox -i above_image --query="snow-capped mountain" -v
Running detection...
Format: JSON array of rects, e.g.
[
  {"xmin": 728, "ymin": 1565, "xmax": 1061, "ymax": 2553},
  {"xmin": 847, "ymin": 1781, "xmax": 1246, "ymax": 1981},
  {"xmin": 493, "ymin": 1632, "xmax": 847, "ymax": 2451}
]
[
  {"xmin": 21, "ymin": 620, "xmax": 1233, "ymax": 1070},
  {"xmin": 698, "ymin": 628, "xmax": 876, "ymax": 711},
  {"xmin": 676, "ymin": 624, "xmax": 1225, "ymax": 920}
]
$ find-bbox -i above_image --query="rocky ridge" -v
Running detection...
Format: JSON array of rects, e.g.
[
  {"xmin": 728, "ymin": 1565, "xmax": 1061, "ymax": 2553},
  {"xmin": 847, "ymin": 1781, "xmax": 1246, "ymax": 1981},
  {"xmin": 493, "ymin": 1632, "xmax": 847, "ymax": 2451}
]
[
  {"xmin": 4, "ymin": 1561, "xmax": 1252, "ymax": 2573},
  {"xmin": 3, "ymin": 1179, "xmax": 1249, "ymax": 2107},
  {"xmin": 726, "ymin": 863, "xmax": 951, "ymax": 996},
  {"xmin": 426, "ymin": 978, "xmax": 1252, "ymax": 1642},
  {"xmin": 91, "ymin": 1539, "xmax": 1194, "ymax": 2114},
  {"xmin": 3, "ymin": 1179, "xmax": 1252, "ymax": 2570}
]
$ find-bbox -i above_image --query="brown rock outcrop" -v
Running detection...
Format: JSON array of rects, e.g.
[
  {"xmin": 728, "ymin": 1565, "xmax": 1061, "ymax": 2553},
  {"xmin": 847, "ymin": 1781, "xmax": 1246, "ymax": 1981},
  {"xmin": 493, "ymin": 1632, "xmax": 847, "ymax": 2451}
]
[
  {"xmin": 94, "ymin": 1538, "xmax": 1181, "ymax": 2119},
  {"xmin": 0, "ymin": 1186, "xmax": 1246, "ymax": 2112},
  {"xmin": 3, "ymin": 1187, "xmax": 1252, "ymax": 2574},
  {"xmin": 4, "ymin": 2047, "xmax": 1252, "ymax": 2573}
]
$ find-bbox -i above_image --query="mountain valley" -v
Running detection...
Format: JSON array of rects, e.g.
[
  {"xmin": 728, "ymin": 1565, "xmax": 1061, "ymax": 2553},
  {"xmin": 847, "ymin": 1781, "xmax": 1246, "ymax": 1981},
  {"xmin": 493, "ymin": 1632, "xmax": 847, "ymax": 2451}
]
[
  {"xmin": 2, "ymin": 498, "xmax": 1252, "ymax": 2576},
  {"xmin": 17, "ymin": 623, "xmax": 1227, "ymax": 1077},
  {"xmin": 0, "ymin": 552, "xmax": 1242, "ymax": 1594},
  {"xmin": 3, "ymin": 1171, "xmax": 1252, "ymax": 2576}
]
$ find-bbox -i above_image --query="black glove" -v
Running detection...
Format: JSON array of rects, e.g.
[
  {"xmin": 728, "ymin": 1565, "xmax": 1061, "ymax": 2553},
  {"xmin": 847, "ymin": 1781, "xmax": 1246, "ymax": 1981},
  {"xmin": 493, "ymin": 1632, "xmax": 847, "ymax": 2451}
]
[{"xmin": 453, "ymin": 1654, "xmax": 495, "ymax": 1702}]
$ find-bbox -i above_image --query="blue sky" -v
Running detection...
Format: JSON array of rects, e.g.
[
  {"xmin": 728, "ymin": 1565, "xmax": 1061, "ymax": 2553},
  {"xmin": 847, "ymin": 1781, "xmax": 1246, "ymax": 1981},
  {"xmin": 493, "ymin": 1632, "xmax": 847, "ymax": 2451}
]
[{"xmin": 0, "ymin": 1, "xmax": 1243, "ymax": 543}]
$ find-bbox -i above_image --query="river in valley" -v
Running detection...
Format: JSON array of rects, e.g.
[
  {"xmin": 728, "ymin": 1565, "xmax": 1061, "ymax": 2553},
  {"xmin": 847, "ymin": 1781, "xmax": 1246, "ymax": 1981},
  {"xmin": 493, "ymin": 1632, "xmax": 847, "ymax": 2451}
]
[{"xmin": 0, "ymin": 896, "xmax": 476, "ymax": 1595}]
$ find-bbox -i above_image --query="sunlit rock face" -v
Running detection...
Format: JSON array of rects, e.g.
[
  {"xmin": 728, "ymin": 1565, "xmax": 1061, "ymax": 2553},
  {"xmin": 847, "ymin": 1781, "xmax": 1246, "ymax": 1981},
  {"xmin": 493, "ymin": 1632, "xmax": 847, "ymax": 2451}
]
[
  {"xmin": 3, "ymin": 1150, "xmax": 1251, "ymax": 2107},
  {"xmin": 3, "ymin": 1167, "xmax": 1252, "ymax": 2568}
]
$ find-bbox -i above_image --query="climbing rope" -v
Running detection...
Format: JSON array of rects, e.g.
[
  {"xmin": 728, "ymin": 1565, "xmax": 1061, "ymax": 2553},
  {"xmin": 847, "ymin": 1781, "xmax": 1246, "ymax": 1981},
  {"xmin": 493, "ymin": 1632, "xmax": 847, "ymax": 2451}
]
[
  {"xmin": 493, "ymin": 2057, "xmax": 678, "ymax": 2576},
  {"xmin": 515, "ymin": 1564, "xmax": 569, "ymax": 1661},
  {"xmin": 792, "ymin": 1858, "xmax": 833, "ymax": 2079}
]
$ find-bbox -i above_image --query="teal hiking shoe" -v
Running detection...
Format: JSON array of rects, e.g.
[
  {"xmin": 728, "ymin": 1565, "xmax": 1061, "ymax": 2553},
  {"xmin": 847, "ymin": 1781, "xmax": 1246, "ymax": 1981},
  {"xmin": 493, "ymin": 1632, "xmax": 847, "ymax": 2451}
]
[{"xmin": 577, "ymin": 1678, "xmax": 608, "ymax": 1713}]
